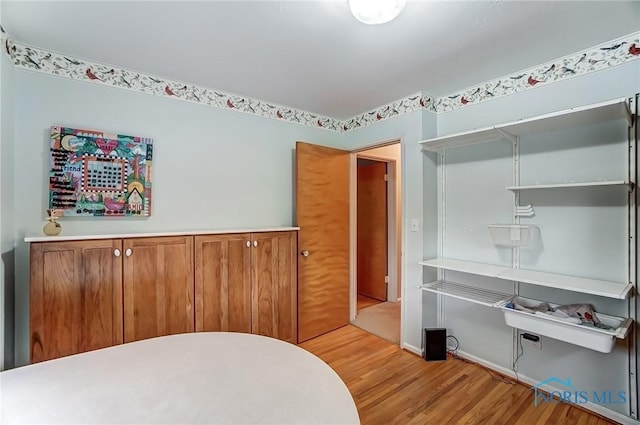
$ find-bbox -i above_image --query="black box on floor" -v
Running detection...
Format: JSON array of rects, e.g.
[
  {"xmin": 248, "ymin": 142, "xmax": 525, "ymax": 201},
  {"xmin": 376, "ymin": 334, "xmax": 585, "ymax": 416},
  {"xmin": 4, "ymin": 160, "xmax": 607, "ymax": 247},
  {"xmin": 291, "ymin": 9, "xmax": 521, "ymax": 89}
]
[{"xmin": 423, "ymin": 328, "xmax": 447, "ymax": 361}]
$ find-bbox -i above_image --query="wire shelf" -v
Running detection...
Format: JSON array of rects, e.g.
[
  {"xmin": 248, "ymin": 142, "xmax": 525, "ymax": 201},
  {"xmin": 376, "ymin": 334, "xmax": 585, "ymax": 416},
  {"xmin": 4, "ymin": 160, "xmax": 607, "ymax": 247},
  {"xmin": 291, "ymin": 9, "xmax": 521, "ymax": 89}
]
[{"xmin": 420, "ymin": 280, "xmax": 512, "ymax": 307}]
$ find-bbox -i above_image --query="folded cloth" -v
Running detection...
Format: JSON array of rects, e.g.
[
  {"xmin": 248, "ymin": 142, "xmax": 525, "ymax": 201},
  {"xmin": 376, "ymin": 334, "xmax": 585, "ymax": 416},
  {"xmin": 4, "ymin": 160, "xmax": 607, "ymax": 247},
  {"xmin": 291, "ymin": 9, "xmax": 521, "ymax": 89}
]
[
  {"xmin": 555, "ymin": 304, "xmax": 601, "ymax": 325},
  {"xmin": 535, "ymin": 311, "xmax": 582, "ymax": 324}
]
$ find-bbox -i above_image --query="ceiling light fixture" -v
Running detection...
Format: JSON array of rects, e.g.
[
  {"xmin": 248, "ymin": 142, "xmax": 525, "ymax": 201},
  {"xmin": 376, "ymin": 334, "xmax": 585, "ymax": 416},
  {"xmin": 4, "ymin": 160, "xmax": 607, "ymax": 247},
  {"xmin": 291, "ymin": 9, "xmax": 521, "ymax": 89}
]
[{"xmin": 348, "ymin": 0, "xmax": 407, "ymax": 25}]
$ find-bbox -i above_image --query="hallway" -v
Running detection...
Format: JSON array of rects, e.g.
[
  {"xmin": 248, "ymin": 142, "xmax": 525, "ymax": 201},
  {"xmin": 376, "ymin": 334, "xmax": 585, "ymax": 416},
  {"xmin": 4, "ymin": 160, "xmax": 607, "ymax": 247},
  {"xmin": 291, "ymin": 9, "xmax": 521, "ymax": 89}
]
[{"xmin": 352, "ymin": 295, "xmax": 400, "ymax": 344}]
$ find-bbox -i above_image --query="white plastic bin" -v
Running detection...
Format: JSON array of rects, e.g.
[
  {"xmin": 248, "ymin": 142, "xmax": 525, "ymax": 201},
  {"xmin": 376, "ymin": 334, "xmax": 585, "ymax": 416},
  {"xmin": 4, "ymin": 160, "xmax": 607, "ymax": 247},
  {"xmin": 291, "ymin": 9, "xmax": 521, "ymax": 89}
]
[{"xmin": 498, "ymin": 297, "xmax": 632, "ymax": 353}]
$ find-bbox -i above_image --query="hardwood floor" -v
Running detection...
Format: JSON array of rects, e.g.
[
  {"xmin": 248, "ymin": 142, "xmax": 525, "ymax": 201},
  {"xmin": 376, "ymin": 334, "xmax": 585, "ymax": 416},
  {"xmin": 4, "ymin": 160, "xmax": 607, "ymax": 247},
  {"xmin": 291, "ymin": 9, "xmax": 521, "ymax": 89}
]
[
  {"xmin": 299, "ymin": 325, "xmax": 617, "ymax": 425},
  {"xmin": 357, "ymin": 294, "xmax": 384, "ymax": 311}
]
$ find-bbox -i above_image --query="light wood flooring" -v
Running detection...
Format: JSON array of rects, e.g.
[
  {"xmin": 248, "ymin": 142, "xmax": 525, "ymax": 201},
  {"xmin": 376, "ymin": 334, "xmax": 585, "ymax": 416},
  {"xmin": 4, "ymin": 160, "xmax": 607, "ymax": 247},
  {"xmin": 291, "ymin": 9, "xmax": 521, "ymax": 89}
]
[
  {"xmin": 357, "ymin": 294, "xmax": 384, "ymax": 311},
  {"xmin": 299, "ymin": 325, "xmax": 618, "ymax": 425}
]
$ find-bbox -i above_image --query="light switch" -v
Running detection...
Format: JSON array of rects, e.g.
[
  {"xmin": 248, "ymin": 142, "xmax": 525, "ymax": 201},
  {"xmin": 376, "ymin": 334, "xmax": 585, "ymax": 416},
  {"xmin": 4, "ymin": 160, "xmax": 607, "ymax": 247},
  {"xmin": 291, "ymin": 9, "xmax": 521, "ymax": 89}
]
[{"xmin": 411, "ymin": 218, "xmax": 419, "ymax": 232}]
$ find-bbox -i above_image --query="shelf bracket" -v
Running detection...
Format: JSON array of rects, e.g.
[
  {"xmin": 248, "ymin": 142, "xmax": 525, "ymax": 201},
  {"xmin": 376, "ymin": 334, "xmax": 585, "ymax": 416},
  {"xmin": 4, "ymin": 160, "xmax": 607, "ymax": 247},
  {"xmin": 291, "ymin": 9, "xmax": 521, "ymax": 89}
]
[{"xmin": 496, "ymin": 128, "xmax": 517, "ymax": 143}]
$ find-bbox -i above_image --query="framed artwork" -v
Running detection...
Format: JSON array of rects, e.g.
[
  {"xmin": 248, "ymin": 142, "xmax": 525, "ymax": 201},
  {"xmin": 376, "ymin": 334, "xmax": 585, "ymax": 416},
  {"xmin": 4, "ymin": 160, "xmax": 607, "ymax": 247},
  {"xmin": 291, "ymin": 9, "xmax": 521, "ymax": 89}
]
[{"xmin": 49, "ymin": 126, "xmax": 153, "ymax": 217}]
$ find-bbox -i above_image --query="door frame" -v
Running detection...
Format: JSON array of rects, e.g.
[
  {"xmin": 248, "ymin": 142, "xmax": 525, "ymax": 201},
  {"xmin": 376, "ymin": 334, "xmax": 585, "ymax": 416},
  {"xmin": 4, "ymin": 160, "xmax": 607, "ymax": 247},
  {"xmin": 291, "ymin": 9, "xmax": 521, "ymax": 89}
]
[{"xmin": 349, "ymin": 139, "xmax": 403, "ymax": 343}]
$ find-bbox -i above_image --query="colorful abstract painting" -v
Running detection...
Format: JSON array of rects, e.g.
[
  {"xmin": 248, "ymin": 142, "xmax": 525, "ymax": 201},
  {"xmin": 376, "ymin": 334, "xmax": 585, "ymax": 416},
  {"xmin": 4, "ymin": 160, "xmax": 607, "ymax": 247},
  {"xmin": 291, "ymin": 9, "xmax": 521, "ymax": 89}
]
[{"xmin": 49, "ymin": 126, "xmax": 153, "ymax": 217}]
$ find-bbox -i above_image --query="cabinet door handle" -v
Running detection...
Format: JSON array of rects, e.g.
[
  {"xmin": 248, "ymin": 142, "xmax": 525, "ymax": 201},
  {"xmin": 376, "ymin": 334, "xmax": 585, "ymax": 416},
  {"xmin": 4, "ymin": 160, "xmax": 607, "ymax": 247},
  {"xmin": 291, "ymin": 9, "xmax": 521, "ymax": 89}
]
[
  {"xmin": 253, "ymin": 240, "xmax": 258, "ymax": 247},
  {"xmin": 301, "ymin": 250, "xmax": 310, "ymax": 257},
  {"xmin": 114, "ymin": 249, "xmax": 121, "ymax": 257},
  {"xmin": 246, "ymin": 241, "xmax": 251, "ymax": 248},
  {"xmin": 125, "ymin": 248, "xmax": 132, "ymax": 257}
]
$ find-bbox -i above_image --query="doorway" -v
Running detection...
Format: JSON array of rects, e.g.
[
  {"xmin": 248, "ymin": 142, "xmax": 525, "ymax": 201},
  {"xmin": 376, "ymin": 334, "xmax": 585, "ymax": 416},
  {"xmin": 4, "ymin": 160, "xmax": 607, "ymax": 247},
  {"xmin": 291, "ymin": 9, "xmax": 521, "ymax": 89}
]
[{"xmin": 350, "ymin": 142, "xmax": 402, "ymax": 345}]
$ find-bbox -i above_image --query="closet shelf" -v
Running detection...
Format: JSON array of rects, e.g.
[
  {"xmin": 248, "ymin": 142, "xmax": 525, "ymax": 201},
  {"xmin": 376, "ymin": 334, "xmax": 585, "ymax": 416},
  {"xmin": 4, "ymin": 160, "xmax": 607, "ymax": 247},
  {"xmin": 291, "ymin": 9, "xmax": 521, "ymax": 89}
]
[
  {"xmin": 420, "ymin": 258, "xmax": 632, "ymax": 299},
  {"xmin": 498, "ymin": 269, "xmax": 633, "ymax": 299},
  {"xmin": 419, "ymin": 258, "xmax": 508, "ymax": 278},
  {"xmin": 420, "ymin": 280, "xmax": 512, "ymax": 307},
  {"xmin": 506, "ymin": 180, "xmax": 634, "ymax": 191},
  {"xmin": 419, "ymin": 98, "xmax": 631, "ymax": 152}
]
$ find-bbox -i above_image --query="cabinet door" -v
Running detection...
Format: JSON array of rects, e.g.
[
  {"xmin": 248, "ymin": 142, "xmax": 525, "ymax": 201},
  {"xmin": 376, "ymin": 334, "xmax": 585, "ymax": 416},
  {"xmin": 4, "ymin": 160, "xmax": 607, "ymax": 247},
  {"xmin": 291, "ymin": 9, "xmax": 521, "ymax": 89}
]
[
  {"xmin": 195, "ymin": 234, "xmax": 251, "ymax": 333},
  {"xmin": 251, "ymin": 231, "xmax": 297, "ymax": 343},
  {"xmin": 123, "ymin": 236, "xmax": 194, "ymax": 343},
  {"xmin": 30, "ymin": 240, "xmax": 123, "ymax": 363}
]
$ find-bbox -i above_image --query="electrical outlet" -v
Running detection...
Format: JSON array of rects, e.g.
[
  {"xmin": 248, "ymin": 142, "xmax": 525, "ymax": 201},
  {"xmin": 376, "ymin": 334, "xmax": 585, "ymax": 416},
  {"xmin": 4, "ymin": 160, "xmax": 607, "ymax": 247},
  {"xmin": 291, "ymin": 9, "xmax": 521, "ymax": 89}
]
[{"xmin": 521, "ymin": 332, "xmax": 542, "ymax": 350}]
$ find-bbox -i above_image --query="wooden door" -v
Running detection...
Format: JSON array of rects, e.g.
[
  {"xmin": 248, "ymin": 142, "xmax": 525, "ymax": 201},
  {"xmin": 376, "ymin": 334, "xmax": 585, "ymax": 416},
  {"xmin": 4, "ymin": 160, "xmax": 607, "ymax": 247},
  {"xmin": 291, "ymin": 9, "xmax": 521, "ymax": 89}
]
[
  {"xmin": 123, "ymin": 236, "xmax": 194, "ymax": 343},
  {"xmin": 30, "ymin": 240, "xmax": 123, "ymax": 363},
  {"xmin": 296, "ymin": 142, "xmax": 350, "ymax": 342},
  {"xmin": 357, "ymin": 161, "xmax": 388, "ymax": 301},
  {"xmin": 251, "ymin": 231, "xmax": 297, "ymax": 343},
  {"xmin": 194, "ymin": 234, "xmax": 251, "ymax": 333}
]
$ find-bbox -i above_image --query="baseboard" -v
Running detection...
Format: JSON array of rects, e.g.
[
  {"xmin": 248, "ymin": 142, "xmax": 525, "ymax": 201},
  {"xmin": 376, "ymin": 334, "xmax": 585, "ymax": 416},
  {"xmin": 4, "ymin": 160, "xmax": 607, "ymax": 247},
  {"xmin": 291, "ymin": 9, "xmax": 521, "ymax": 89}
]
[
  {"xmin": 456, "ymin": 349, "xmax": 637, "ymax": 425},
  {"xmin": 402, "ymin": 342, "xmax": 422, "ymax": 356}
]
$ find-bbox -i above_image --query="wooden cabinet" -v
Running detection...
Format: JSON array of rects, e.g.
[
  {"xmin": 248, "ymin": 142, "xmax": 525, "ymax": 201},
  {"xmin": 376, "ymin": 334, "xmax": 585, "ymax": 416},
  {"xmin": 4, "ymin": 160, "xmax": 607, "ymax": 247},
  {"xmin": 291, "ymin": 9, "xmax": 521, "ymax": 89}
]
[
  {"xmin": 251, "ymin": 232, "xmax": 297, "ymax": 343},
  {"xmin": 195, "ymin": 231, "xmax": 297, "ymax": 343},
  {"xmin": 30, "ymin": 236, "xmax": 194, "ymax": 361},
  {"xmin": 29, "ymin": 229, "xmax": 296, "ymax": 362},
  {"xmin": 30, "ymin": 240, "xmax": 123, "ymax": 363},
  {"xmin": 195, "ymin": 234, "xmax": 251, "ymax": 333},
  {"xmin": 123, "ymin": 236, "xmax": 194, "ymax": 343}
]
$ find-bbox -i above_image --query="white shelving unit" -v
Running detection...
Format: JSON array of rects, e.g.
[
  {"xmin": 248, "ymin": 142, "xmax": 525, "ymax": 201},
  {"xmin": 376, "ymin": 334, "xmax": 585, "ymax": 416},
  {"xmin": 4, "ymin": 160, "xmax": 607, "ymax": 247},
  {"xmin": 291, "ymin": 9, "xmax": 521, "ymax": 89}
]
[
  {"xmin": 421, "ymin": 258, "xmax": 632, "ymax": 299},
  {"xmin": 419, "ymin": 95, "xmax": 637, "ymax": 358},
  {"xmin": 419, "ymin": 97, "xmax": 632, "ymax": 152}
]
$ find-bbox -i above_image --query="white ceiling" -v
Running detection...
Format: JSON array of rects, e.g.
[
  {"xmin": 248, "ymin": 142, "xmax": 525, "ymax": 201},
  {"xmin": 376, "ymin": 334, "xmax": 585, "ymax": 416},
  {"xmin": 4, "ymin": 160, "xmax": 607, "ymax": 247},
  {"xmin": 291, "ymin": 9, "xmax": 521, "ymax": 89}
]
[{"xmin": 2, "ymin": 1, "xmax": 640, "ymax": 119}]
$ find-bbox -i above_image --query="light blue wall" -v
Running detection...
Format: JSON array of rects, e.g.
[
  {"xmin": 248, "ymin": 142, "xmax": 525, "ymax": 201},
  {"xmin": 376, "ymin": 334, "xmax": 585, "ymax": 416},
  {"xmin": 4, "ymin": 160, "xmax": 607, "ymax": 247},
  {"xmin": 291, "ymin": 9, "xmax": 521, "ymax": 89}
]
[
  {"xmin": 431, "ymin": 60, "xmax": 640, "ymax": 419},
  {"xmin": 12, "ymin": 69, "xmax": 343, "ymax": 366},
  {"xmin": 1, "ymin": 41, "xmax": 15, "ymax": 370},
  {"xmin": 342, "ymin": 110, "xmax": 431, "ymax": 352}
]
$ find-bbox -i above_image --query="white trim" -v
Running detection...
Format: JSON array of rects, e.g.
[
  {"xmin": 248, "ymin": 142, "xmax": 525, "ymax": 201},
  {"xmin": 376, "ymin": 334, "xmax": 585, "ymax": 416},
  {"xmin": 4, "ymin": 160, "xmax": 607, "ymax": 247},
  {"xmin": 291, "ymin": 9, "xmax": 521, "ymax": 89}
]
[
  {"xmin": 398, "ymin": 138, "xmax": 406, "ymax": 351},
  {"xmin": 24, "ymin": 227, "xmax": 300, "ymax": 243},
  {"xmin": 455, "ymin": 349, "xmax": 639, "ymax": 425},
  {"xmin": 386, "ymin": 161, "xmax": 397, "ymax": 301},
  {"xmin": 402, "ymin": 343, "xmax": 422, "ymax": 356}
]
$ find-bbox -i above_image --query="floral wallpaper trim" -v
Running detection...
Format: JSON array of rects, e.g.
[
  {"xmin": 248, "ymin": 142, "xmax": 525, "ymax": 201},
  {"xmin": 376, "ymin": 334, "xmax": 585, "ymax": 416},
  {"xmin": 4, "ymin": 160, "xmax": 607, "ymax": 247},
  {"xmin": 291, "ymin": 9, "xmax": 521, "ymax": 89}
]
[
  {"xmin": 341, "ymin": 92, "xmax": 436, "ymax": 132},
  {"xmin": 435, "ymin": 31, "xmax": 640, "ymax": 114},
  {"xmin": 8, "ymin": 40, "xmax": 343, "ymax": 132},
  {"xmin": 3, "ymin": 31, "xmax": 639, "ymax": 131}
]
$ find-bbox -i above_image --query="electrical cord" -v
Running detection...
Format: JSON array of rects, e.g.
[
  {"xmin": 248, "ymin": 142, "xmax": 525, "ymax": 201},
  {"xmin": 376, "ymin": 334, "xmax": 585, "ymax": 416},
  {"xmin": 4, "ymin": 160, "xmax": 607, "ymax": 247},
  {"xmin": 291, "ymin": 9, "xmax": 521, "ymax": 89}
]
[
  {"xmin": 512, "ymin": 334, "xmax": 524, "ymax": 383},
  {"xmin": 446, "ymin": 335, "xmax": 459, "ymax": 357}
]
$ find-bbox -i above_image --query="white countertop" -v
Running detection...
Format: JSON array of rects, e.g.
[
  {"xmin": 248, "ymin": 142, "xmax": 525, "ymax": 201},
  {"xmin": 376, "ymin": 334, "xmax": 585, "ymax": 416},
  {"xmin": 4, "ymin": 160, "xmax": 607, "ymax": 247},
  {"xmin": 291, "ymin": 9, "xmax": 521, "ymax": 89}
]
[
  {"xmin": 24, "ymin": 226, "xmax": 300, "ymax": 242},
  {"xmin": 0, "ymin": 332, "xmax": 359, "ymax": 425}
]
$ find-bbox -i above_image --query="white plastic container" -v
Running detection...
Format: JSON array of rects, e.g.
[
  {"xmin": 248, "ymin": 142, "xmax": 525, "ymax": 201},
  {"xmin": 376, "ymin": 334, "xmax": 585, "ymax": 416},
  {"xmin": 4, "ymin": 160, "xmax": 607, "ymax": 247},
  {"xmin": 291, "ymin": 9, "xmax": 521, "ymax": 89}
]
[
  {"xmin": 498, "ymin": 297, "xmax": 632, "ymax": 353},
  {"xmin": 488, "ymin": 224, "xmax": 536, "ymax": 247}
]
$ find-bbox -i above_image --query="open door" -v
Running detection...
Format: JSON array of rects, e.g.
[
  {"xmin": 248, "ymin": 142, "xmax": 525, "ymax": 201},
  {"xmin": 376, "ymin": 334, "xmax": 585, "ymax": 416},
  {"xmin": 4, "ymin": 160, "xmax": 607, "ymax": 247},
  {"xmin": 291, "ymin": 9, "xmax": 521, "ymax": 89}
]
[
  {"xmin": 357, "ymin": 160, "xmax": 388, "ymax": 301},
  {"xmin": 296, "ymin": 142, "xmax": 350, "ymax": 343}
]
